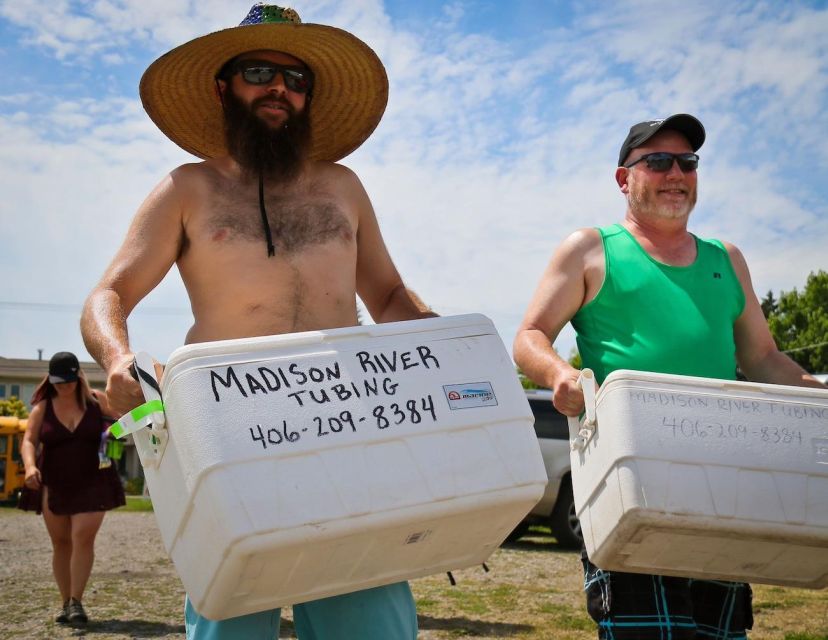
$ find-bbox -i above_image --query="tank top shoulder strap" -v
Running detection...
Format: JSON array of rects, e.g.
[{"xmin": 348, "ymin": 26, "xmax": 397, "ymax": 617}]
[
  {"xmin": 699, "ymin": 236, "xmax": 730, "ymax": 261},
  {"xmin": 595, "ymin": 223, "xmax": 642, "ymax": 270},
  {"xmin": 596, "ymin": 223, "xmax": 626, "ymax": 241}
]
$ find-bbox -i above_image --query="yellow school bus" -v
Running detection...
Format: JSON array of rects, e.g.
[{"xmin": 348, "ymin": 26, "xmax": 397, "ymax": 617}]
[{"xmin": 0, "ymin": 416, "xmax": 27, "ymax": 501}]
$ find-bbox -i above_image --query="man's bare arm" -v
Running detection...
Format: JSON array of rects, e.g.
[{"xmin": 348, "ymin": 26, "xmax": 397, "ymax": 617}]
[
  {"xmin": 513, "ymin": 229, "xmax": 602, "ymax": 416},
  {"xmin": 81, "ymin": 170, "xmax": 188, "ymax": 414},
  {"xmin": 371, "ymin": 284, "xmax": 437, "ymax": 323},
  {"xmin": 349, "ymin": 168, "xmax": 437, "ymax": 322},
  {"xmin": 726, "ymin": 242, "xmax": 826, "ymax": 389}
]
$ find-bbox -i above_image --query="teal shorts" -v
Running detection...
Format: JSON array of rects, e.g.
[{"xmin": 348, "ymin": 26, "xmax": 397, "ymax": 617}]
[{"xmin": 185, "ymin": 582, "xmax": 418, "ymax": 640}]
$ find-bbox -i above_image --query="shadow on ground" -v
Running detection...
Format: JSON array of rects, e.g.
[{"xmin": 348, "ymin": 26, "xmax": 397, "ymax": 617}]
[
  {"xmin": 72, "ymin": 619, "xmax": 185, "ymax": 637},
  {"xmin": 63, "ymin": 617, "xmax": 300, "ymax": 639},
  {"xmin": 502, "ymin": 537, "xmax": 581, "ymax": 554},
  {"xmin": 418, "ymin": 614, "xmax": 533, "ymax": 636}
]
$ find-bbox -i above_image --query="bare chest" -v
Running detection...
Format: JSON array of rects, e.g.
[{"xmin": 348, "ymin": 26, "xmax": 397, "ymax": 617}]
[
  {"xmin": 192, "ymin": 180, "xmax": 355, "ymax": 256},
  {"xmin": 51, "ymin": 402, "xmax": 84, "ymax": 432}
]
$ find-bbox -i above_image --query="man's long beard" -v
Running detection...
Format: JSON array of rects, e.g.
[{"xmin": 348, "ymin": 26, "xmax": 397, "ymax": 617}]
[{"xmin": 222, "ymin": 89, "xmax": 311, "ymax": 182}]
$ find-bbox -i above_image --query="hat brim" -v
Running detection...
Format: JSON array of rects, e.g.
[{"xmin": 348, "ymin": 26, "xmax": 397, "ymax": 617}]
[
  {"xmin": 49, "ymin": 373, "xmax": 79, "ymax": 384},
  {"xmin": 140, "ymin": 22, "xmax": 388, "ymax": 162}
]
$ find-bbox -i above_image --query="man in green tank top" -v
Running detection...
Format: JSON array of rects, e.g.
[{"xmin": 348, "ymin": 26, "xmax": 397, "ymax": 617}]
[{"xmin": 514, "ymin": 114, "xmax": 825, "ymax": 640}]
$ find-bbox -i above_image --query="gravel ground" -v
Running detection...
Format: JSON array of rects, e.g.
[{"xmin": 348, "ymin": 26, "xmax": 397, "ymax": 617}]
[
  {"xmin": 1, "ymin": 508, "xmax": 826, "ymax": 640},
  {"xmin": 0, "ymin": 509, "xmax": 589, "ymax": 640}
]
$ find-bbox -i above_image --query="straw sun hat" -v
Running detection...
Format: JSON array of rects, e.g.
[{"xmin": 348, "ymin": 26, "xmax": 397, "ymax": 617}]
[{"xmin": 139, "ymin": 3, "xmax": 388, "ymax": 162}]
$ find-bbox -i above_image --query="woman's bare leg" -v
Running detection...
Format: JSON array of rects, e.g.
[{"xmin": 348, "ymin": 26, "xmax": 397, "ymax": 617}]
[
  {"xmin": 69, "ymin": 511, "xmax": 105, "ymax": 600},
  {"xmin": 41, "ymin": 488, "xmax": 72, "ymax": 604}
]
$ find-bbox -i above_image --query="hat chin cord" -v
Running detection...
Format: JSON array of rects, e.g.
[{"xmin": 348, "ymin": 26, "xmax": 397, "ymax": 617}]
[{"xmin": 258, "ymin": 171, "xmax": 276, "ymax": 257}]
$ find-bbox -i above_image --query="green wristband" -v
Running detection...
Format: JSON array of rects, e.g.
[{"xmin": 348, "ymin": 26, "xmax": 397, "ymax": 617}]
[{"xmin": 110, "ymin": 399, "xmax": 165, "ymax": 439}]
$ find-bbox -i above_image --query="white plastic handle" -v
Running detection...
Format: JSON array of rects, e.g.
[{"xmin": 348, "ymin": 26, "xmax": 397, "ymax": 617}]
[
  {"xmin": 568, "ymin": 369, "xmax": 597, "ymax": 451},
  {"xmin": 110, "ymin": 352, "xmax": 168, "ymax": 468}
]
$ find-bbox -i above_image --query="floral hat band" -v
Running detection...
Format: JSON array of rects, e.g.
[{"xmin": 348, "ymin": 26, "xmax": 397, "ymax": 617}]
[{"xmin": 240, "ymin": 4, "xmax": 301, "ymax": 25}]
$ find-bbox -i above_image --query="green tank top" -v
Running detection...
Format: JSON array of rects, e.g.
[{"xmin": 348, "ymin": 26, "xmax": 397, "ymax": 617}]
[{"xmin": 571, "ymin": 224, "xmax": 745, "ymax": 385}]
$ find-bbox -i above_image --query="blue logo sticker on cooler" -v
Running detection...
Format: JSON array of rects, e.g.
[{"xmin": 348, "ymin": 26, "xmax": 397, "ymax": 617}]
[{"xmin": 443, "ymin": 382, "xmax": 498, "ymax": 410}]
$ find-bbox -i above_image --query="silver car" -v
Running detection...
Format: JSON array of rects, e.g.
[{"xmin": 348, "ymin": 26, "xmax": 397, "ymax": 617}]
[{"xmin": 506, "ymin": 389, "xmax": 582, "ymax": 548}]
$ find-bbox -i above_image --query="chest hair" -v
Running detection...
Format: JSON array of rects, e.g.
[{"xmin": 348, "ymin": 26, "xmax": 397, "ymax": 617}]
[{"xmin": 204, "ymin": 175, "xmax": 353, "ymax": 254}]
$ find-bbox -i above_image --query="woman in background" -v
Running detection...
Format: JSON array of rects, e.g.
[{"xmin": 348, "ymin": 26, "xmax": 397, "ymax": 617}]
[{"xmin": 20, "ymin": 351, "xmax": 126, "ymax": 628}]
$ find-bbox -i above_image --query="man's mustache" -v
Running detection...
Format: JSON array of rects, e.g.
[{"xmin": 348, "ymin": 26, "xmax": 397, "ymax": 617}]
[{"xmin": 251, "ymin": 95, "xmax": 296, "ymax": 115}]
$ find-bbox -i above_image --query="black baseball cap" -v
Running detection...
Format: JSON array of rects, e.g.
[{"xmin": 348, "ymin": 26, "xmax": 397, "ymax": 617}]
[
  {"xmin": 49, "ymin": 351, "xmax": 80, "ymax": 384},
  {"xmin": 618, "ymin": 114, "xmax": 705, "ymax": 167}
]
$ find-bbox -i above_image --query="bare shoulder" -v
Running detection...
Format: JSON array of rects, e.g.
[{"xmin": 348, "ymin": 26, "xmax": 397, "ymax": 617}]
[
  {"xmin": 159, "ymin": 160, "xmax": 232, "ymax": 224},
  {"xmin": 168, "ymin": 160, "xmax": 224, "ymax": 193},
  {"xmin": 310, "ymin": 160, "xmax": 364, "ymax": 192},
  {"xmin": 26, "ymin": 400, "xmax": 46, "ymax": 424},
  {"xmin": 91, "ymin": 389, "xmax": 116, "ymax": 418},
  {"xmin": 314, "ymin": 160, "xmax": 358, "ymax": 179},
  {"xmin": 556, "ymin": 227, "xmax": 603, "ymax": 264},
  {"xmin": 134, "ymin": 162, "xmax": 208, "ymax": 211},
  {"xmin": 718, "ymin": 240, "xmax": 751, "ymax": 277},
  {"xmin": 719, "ymin": 239, "xmax": 744, "ymax": 259},
  {"xmin": 566, "ymin": 227, "xmax": 602, "ymax": 249}
]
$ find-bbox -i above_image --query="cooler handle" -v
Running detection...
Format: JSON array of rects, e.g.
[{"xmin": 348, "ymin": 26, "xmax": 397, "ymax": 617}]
[
  {"xmin": 568, "ymin": 369, "xmax": 597, "ymax": 451},
  {"xmin": 110, "ymin": 352, "xmax": 168, "ymax": 468}
]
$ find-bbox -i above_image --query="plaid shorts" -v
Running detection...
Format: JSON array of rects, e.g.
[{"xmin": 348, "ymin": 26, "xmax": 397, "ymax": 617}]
[{"xmin": 583, "ymin": 553, "xmax": 753, "ymax": 639}]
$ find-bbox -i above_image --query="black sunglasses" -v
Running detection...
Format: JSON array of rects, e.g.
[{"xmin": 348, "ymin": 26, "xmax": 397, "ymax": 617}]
[
  {"xmin": 624, "ymin": 152, "xmax": 699, "ymax": 173},
  {"xmin": 230, "ymin": 62, "xmax": 314, "ymax": 94}
]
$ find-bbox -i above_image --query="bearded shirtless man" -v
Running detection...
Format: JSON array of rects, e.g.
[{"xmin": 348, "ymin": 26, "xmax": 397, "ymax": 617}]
[{"xmin": 81, "ymin": 5, "xmax": 430, "ymax": 639}]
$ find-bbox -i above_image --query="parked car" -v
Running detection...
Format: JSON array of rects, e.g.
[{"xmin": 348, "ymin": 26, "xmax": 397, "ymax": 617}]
[{"xmin": 506, "ymin": 389, "xmax": 582, "ymax": 548}]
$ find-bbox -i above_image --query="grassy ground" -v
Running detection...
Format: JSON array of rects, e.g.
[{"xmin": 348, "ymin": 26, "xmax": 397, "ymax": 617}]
[
  {"xmin": 414, "ymin": 525, "xmax": 828, "ymax": 640},
  {"xmin": 0, "ymin": 510, "xmax": 825, "ymax": 639},
  {"xmin": 117, "ymin": 495, "xmax": 154, "ymax": 512}
]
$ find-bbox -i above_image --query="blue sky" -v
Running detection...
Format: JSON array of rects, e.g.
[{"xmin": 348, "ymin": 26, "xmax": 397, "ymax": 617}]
[{"xmin": 1, "ymin": 0, "xmax": 826, "ymax": 368}]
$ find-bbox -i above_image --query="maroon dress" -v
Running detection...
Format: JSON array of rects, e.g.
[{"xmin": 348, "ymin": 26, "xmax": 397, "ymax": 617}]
[{"xmin": 18, "ymin": 398, "xmax": 126, "ymax": 515}]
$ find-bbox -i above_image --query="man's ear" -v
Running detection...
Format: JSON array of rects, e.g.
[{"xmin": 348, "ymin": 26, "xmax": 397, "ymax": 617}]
[
  {"xmin": 214, "ymin": 78, "xmax": 227, "ymax": 104},
  {"xmin": 615, "ymin": 166, "xmax": 630, "ymax": 193}
]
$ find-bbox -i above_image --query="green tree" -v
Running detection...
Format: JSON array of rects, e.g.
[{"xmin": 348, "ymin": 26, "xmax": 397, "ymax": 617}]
[
  {"xmin": 568, "ymin": 347, "xmax": 582, "ymax": 369},
  {"xmin": 766, "ymin": 270, "xmax": 828, "ymax": 373},
  {"xmin": 760, "ymin": 290, "xmax": 777, "ymax": 319},
  {"xmin": 516, "ymin": 367, "xmax": 541, "ymax": 390},
  {"xmin": 0, "ymin": 396, "xmax": 29, "ymax": 418},
  {"xmin": 516, "ymin": 346, "xmax": 583, "ymax": 390}
]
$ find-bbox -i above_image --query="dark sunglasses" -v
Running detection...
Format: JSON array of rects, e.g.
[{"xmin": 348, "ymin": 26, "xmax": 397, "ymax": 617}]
[
  {"xmin": 624, "ymin": 152, "xmax": 699, "ymax": 173},
  {"xmin": 231, "ymin": 62, "xmax": 314, "ymax": 94}
]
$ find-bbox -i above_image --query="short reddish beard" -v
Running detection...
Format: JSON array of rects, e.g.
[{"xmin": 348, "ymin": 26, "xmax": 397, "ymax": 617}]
[
  {"xmin": 627, "ymin": 171, "xmax": 697, "ymax": 220},
  {"xmin": 221, "ymin": 85, "xmax": 312, "ymax": 182}
]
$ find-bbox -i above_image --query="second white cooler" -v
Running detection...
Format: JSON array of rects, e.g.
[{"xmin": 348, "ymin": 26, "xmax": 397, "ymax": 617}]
[{"xmin": 570, "ymin": 369, "xmax": 828, "ymax": 589}]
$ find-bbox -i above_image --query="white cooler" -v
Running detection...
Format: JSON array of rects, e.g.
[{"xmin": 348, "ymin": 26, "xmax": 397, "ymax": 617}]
[
  {"xmin": 122, "ymin": 314, "xmax": 547, "ymax": 619},
  {"xmin": 569, "ymin": 369, "xmax": 828, "ymax": 589}
]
